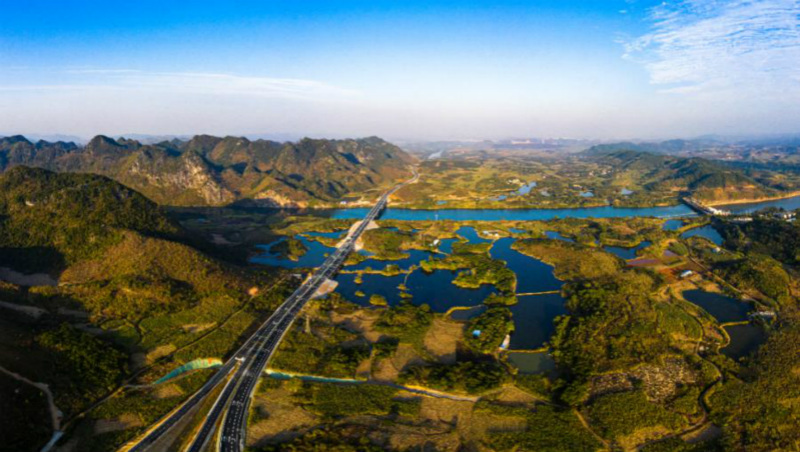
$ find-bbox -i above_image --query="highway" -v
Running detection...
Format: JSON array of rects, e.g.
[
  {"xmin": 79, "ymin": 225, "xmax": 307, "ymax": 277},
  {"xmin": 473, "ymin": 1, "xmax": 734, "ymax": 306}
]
[{"xmin": 124, "ymin": 168, "xmax": 416, "ymax": 452}]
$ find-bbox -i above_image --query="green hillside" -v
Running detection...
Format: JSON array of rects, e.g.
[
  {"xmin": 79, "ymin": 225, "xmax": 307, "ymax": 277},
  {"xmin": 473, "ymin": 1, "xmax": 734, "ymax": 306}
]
[
  {"xmin": 0, "ymin": 168, "xmax": 287, "ymax": 451},
  {"xmin": 585, "ymin": 149, "xmax": 780, "ymax": 203},
  {"xmin": 0, "ymin": 166, "xmax": 181, "ymax": 272},
  {"xmin": 0, "ymin": 134, "xmax": 417, "ymax": 207}
]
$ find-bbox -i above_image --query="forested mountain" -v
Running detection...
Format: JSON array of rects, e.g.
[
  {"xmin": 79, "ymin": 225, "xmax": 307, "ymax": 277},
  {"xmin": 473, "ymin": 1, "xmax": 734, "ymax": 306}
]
[
  {"xmin": 0, "ymin": 167, "xmax": 280, "ymax": 451},
  {"xmin": 583, "ymin": 149, "xmax": 783, "ymax": 202},
  {"xmin": 0, "ymin": 134, "xmax": 416, "ymax": 207}
]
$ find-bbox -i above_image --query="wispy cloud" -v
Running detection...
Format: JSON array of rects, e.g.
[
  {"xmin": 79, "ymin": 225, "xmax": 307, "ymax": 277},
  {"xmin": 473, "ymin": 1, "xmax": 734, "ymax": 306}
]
[
  {"xmin": 1, "ymin": 69, "xmax": 359, "ymax": 101},
  {"xmin": 624, "ymin": 0, "xmax": 800, "ymax": 97}
]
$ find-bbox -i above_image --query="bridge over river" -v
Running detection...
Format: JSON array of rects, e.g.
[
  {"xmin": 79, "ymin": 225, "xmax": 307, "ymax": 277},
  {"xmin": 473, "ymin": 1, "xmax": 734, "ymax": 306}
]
[{"xmin": 123, "ymin": 169, "xmax": 418, "ymax": 452}]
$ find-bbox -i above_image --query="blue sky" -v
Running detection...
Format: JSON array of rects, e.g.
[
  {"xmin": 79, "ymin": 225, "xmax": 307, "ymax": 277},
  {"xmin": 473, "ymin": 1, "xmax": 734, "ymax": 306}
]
[{"xmin": 1, "ymin": 0, "xmax": 798, "ymax": 140}]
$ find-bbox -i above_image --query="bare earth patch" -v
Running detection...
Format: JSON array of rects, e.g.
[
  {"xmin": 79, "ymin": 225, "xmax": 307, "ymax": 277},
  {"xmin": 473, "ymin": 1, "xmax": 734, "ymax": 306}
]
[
  {"xmin": 330, "ymin": 309, "xmax": 382, "ymax": 342},
  {"xmin": 248, "ymin": 386, "xmax": 318, "ymax": 448},
  {"xmin": 146, "ymin": 344, "xmax": 177, "ymax": 364},
  {"xmin": 181, "ymin": 323, "xmax": 216, "ymax": 334},
  {"xmin": 371, "ymin": 344, "xmax": 425, "ymax": 382},
  {"xmin": 93, "ymin": 413, "xmax": 142, "ymax": 434},
  {"xmin": 490, "ymin": 385, "xmax": 540, "ymax": 405},
  {"xmin": 154, "ymin": 384, "xmax": 184, "ymax": 399},
  {"xmin": 424, "ymin": 317, "xmax": 464, "ymax": 364},
  {"xmin": 619, "ymin": 425, "xmax": 671, "ymax": 452}
]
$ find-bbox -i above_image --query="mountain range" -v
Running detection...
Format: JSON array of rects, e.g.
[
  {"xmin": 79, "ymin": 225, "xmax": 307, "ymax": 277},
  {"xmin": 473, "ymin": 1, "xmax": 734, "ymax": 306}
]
[
  {"xmin": 0, "ymin": 134, "xmax": 416, "ymax": 207},
  {"xmin": 582, "ymin": 147, "xmax": 789, "ymax": 203}
]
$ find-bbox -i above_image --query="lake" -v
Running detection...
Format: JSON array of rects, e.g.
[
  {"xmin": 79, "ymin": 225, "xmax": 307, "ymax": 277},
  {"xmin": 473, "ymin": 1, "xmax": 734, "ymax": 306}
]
[
  {"xmin": 680, "ymin": 225, "xmax": 723, "ymax": 246},
  {"xmin": 723, "ymin": 323, "xmax": 768, "ymax": 360},
  {"xmin": 662, "ymin": 219, "xmax": 684, "ymax": 231},
  {"xmin": 603, "ymin": 241, "xmax": 652, "ymax": 260},
  {"xmin": 682, "ymin": 290, "xmax": 752, "ymax": 323},
  {"xmin": 256, "ymin": 227, "xmax": 567, "ymax": 349},
  {"xmin": 251, "ymin": 235, "xmax": 334, "ymax": 268},
  {"xmin": 507, "ymin": 351, "xmax": 556, "ymax": 374}
]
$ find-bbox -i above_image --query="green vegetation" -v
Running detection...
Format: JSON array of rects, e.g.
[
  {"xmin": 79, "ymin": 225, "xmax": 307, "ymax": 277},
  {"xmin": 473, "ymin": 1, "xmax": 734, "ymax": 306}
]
[
  {"xmin": 640, "ymin": 437, "xmax": 721, "ymax": 452},
  {"xmin": 360, "ymin": 228, "xmax": 419, "ymax": 260},
  {"xmin": 586, "ymin": 390, "xmax": 686, "ymax": 439},
  {"xmin": 464, "ymin": 307, "xmax": 513, "ymax": 354},
  {"xmin": 391, "ymin": 150, "xmax": 795, "ymax": 210},
  {"xmin": 0, "ymin": 166, "xmax": 180, "ymax": 272},
  {"xmin": 368, "ymin": 294, "xmax": 388, "ymax": 306},
  {"xmin": 271, "ymin": 322, "xmax": 369, "ymax": 379},
  {"xmin": 304, "ymin": 383, "xmax": 408, "ymax": 417},
  {"xmin": 711, "ymin": 326, "xmax": 800, "ymax": 451},
  {"xmin": 720, "ymin": 254, "xmax": 791, "ymax": 304},
  {"xmin": 36, "ymin": 323, "xmax": 128, "ymax": 416},
  {"xmin": 374, "ymin": 300, "xmax": 433, "ymax": 344},
  {"xmin": 76, "ymin": 369, "xmax": 213, "ymax": 452},
  {"xmin": 513, "ymin": 238, "xmax": 622, "ymax": 280},
  {"xmin": 372, "ymin": 337, "xmax": 399, "ymax": 359},
  {"xmin": 1, "ymin": 135, "xmax": 416, "ymax": 207},
  {"xmin": 550, "ymin": 271, "xmax": 673, "ymax": 380},
  {"xmin": 480, "ymin": 402, "xmax": 603, "ymax": 452},
  {"xmin": 668, "ymin": 241, "xmax": 689, "ymax": 256},
  {"xmin": 268, "ymin": 237, "xmax": 308, "ymax": 261},
  {"xmin": 399, "ymin": 361, "xmax": 506, "ymax": 394},
  {"xmin": 420, "ymin": 247, "xmax": 516, "ymax": 293},
  {"xmin": 718, "ymin": 218, "xmax": 800, "ymax": 266},
  {"xmin": 255, "ymin": 426, "xmax": 385, "ymax": 452}
]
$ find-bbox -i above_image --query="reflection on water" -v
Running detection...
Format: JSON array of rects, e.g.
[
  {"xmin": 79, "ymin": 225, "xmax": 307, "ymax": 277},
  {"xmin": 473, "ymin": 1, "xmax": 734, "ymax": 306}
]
[
  {"xmin": 335, "ymin": 269, "xmax": 497, "ymax": 312},
  {"xmin": 437, "ymin": 237, "xmax": 458, "ymax": 254},
  {"xmin": 680, "ymin": 225, "xmax": 723, "ymax": 246},
  {"xmin": 491, "ymin": 237, "xmax": 564, "ymax": 349},
  {"xmin": 345, "ymin": 249, "xmax": 430, "ymax": 271},
  {"xmin": 544, "ymin": 231, "xmax": 574, "ymax": 243},
  {"xmin": 335, "ymin": 272, "xmax": 408, "ymax": 306},
  {"xmin": 490, "ymin": 238, "xmax": 561, "ymax": 293},
  {"xmin": 406, "ymin": 270, "xmax": 497, "ymax": 312},
  {"xmin": 683, "ymin": 290, "xmax": 751, "ymax": 323},
  {"xmin": 516, "ymin": 181, "xmax": 537, "ymax": 196},
  {"xmin": 456, "ymin": 226, "xmax": 492, "ymax": 244},
  {"xmin": 723, "ymin": 196, "xmax": 800, "ymax": 214},
  {"xmin": 723, "ymin": 323, "xmax": 768, "ymax": 360},
  {"xmin": 603, "ymin": 241, "xmax": 651, "ymax": 260},
  {"xmin": 662, "ymin": 219, "xmax": 684, "ymax": 231},
  {"xmin": 508, "ymin": 294, "xmax": 566, "ymax": 349},
  {"xmin": 251, "ymin": 226, "xmax": 573, "ymax": 351},
  {"xmin": 507, "ymin": 351, "xmax": 556, "ymax": 374},
  {"xmin": 330, "ymin": 204, "xmax": 696, "ymax": 221},
  {"xmin": 250, "ymin": 235, "xmax": 335, "ymax": 268},
  {"xmin": 449, "ymin": 305, "xmax": 487, "ymax": 321},
  {"xmin": 304, "ymin": 230, "xmax": 346, "ymax": 238}
]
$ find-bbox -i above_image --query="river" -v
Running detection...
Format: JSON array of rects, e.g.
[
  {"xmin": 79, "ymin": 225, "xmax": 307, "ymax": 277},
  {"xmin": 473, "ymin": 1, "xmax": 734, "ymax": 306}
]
[
  {"xmin": 250, "ymin": 195, "xmax": 797, "ymax": 371},
  {"xmin": 327, "ymin": 195, "xmax": 797, "ymax": 221}
]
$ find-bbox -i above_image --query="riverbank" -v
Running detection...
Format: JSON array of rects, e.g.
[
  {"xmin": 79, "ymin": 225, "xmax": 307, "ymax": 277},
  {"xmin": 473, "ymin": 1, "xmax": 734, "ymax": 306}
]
[{"xmin": 707, "ymin": 190, "xmax": 800, "ymax": 207}]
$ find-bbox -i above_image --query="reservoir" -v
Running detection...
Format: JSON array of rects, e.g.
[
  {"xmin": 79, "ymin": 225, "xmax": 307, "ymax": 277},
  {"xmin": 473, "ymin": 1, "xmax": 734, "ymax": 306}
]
[
  {"xmin": 723, "ymin": 323, "xmax": 768, "ymax": 360},
  {"xmin": 603, "ymin": 241, "xmax": 652, "ymax": 260},
  {"xmin": 331, "ymin": 204, "xmax": 696, "ymax": 221},
  {"xmin": 682, "ymin": 290, "xmax": 751, "ymax": 323},
  {"xmin": 328, "ymin": 194, "xmax": 799, "ymax": 221},
  {"xmin": 680, "ymin": 225, "xmax": 723, "ymax": 246}
]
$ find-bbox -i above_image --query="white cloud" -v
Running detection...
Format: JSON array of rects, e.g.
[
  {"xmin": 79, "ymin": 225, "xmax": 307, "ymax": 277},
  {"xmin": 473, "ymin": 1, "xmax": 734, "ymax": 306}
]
[
  {"xmin": 1, "ymin": 69, "xmax": 359, "ymax": 101},
  {"xmin": 624, "ymin": 0, "xmax": 800, "ymax": 98}
]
